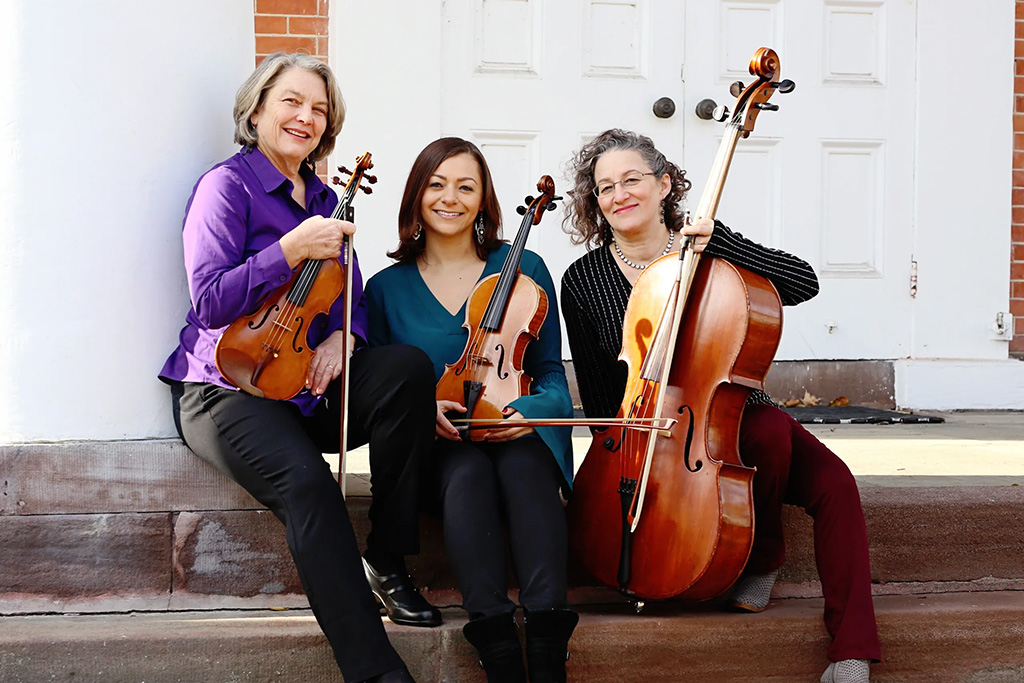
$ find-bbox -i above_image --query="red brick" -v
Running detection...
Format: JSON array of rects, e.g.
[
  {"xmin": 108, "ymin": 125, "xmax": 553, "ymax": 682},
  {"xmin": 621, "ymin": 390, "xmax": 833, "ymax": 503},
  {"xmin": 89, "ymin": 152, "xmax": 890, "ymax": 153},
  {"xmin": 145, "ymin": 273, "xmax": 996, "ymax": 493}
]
[
  {"xmin": 255, "ymin": 0, "xmax": 317, "ymax": 15},
  {"xmin": 256, "ymin": 35, "xmax": 316, "ymax": 56},
  {"xmin": 1012, "ymin": 262, "xmax": 1024, "ymax": 280},
  {"xmin": 255, "ymin": 15, "xmax": 287, "ymax": 34},
  {"xmin": 1018, "ymin": 2, "xmax": 1024, "ymax": 21},
  {"xmin": 1012, "ymin": 207, "xmax": 1024, "ymax": 224},
  {"xmin": 1013, "ymin": 281, "xmax": 1024, "ymax": 299},
  {"xmin": 1013, "ymin": 223, "xmax": 1024, "ymax": 242},
  {"xmin": 1015, "ymin": 244, "xmax": 1024, "ymax": 262},
  {"xmin": 289, "ymin": 15, "xmax": 328, "ymax": 35},
  {"xmin": 1013, "ymin": 188, "xmax": 1024, "ymax": 206},
  {"xmin": 1011, "ymin": 299, "xmax": 1024, "ymax": 316}
]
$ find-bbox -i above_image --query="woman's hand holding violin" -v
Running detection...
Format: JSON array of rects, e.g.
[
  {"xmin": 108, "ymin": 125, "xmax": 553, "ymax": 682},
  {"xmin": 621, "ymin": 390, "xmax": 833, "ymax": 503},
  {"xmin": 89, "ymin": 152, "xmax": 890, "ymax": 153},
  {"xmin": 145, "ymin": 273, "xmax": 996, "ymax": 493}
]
[
  {"xmin": 280, "ymin": 215, "xmax": 356, "ymax": 268},
  {"xmin": 436, "ymin": 400, "xmax": 465, "ymax": 441}
]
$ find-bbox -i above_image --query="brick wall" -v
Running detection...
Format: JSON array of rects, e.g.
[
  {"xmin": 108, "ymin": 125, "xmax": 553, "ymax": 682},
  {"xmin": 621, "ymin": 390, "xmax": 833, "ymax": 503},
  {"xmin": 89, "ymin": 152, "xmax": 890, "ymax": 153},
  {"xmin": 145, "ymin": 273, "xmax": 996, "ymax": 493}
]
[
  {"xmin": 253, "ymin": 0, "xmax": 331, "ymax": 176},
  {"xmin": 255, "ymin": 0, "xmax": 329, "ymax": 64},
  {"xmin": 1014, "ymin": 1, "xmax": 1024, "ymax": 355}
]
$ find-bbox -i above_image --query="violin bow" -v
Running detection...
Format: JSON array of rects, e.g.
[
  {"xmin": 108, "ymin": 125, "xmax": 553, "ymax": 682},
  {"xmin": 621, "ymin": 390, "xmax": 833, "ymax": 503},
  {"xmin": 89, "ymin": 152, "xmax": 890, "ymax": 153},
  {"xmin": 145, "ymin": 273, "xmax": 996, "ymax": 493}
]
[
  {"xmin": 330, "ymin": 153, "xmax": 376, "ymax": 498},
  {"xmin": 338, "ymin": 213, "xmax": 353, "ymax": 498}
]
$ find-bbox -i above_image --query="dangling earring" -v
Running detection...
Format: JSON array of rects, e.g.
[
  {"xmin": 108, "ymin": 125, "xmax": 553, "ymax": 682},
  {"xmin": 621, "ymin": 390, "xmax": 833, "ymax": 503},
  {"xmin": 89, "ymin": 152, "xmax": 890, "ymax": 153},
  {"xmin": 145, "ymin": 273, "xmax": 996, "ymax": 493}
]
[
  {"xmin": 475, "ymin": 213, "xmax": 485, "ymax": 245},
  {"xmin": 660, "ymin": 199, "xmax": 667, "ymax": 224},
  {"xmin": 413, "ymin": 223, "xmax": 423, "ymax": 240}
]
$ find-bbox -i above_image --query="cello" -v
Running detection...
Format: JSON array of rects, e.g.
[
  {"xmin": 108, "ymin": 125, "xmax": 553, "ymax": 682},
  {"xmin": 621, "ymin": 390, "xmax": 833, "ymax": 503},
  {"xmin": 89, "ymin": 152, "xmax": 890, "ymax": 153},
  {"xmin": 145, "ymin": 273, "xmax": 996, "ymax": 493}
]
[
  {"xmin": 568, "ymin": 48, "xmax": 794, "ymax": 601},
  {"xmin": 436, "ymin": 175, "xmax": 559, "ymax": 440},
  {"xmin": 214, "ymin": 152, "xmax": 376, "ymax": 400}
]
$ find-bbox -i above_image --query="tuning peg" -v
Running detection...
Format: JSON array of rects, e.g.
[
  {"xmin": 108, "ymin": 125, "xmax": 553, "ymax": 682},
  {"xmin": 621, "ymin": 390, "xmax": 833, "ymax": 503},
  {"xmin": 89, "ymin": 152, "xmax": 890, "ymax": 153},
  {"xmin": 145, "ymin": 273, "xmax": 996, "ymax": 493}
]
[
  {"xmin": 364, "ymin": 173, "xmax": 377, "ymax": 184},
  {"xmin": 337, "ymin": 165, "xmax": 352, "ymax": 176},
  {"xmin": 754, "ymin": 102, "xmax": 779, "ymax": 111},
  {"xmin": 552, "ymin": 194, "xmax": 563, "ymax": 202},
  {"xmin": 524, "ymin": 195, "xmax": 535, "ymax": 205},
  {"xmin": 546, "ymin": 202, "xmax": 557, "ymax": 211},
  {"xmin": 516, "ymin": 205, "xmax": 527, "ymax": 216},
  {"xmin": 772, "ymin": 79, "xmax": 796, "ymax": 94},
  {"xmin": 729, "ymin": 81, "xmax": 745, "ymax": 97},
  {"xmin": 359, "ymin": 185, "xmax": 373, "ymax": 194},
  {"xmin": 712, "ymin": 105, "xmax": 730, "ymax": 122},
  {"xmin": 331, "ymin": 175, "xmax": 343, "ymax": 185}
]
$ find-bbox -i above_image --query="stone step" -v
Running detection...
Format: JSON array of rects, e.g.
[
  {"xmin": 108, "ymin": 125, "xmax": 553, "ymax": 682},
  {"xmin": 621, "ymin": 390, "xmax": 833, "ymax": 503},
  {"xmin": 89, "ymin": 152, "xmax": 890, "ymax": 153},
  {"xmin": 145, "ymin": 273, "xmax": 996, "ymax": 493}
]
[
  {"xmin": 3, "ymin": 440, "xmax": 1023, "ymax": 614},
  {"xmin": 1, "ymin": 592, "xmax": 1022, "ymax": 682}
]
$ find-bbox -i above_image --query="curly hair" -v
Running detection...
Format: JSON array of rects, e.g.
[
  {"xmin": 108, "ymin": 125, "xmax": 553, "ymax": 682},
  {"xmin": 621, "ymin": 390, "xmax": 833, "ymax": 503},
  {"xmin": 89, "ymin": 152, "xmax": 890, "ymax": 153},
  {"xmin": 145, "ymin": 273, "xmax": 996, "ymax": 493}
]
[
  {"xmin": 388, "ymin": 137, "xmax": 503, "ymax": 264},
  {"xmin": 233, "ymin": 52, "xmax": 346, "ymax": 167},
  {"xmin": 562, "ymin": 128, "xmax": 692, "ymax": 250}
]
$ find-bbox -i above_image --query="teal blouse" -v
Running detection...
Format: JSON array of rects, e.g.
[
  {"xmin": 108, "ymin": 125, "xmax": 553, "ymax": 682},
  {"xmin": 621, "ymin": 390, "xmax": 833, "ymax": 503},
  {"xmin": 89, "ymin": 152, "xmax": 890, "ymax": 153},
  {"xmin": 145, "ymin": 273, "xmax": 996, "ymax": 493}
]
[{"xmin": 365, "ymin": 243, "xmax": 574, "ymax": 492}]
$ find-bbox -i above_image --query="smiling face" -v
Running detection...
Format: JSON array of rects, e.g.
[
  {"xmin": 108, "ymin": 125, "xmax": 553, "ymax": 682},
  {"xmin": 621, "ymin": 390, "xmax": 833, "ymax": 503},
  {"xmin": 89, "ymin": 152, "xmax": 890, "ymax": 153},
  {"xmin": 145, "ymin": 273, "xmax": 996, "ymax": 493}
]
[
  {"xmin": 250, "ymin": 67, "xmax": 329, "ymax": 175},
  {"xmin": 593, "ymin": 149, "xmax": 671, "ymax": 239},
  {"xmin": 419, "ymin": 153, "xmax": 484, "ymax": 242}
]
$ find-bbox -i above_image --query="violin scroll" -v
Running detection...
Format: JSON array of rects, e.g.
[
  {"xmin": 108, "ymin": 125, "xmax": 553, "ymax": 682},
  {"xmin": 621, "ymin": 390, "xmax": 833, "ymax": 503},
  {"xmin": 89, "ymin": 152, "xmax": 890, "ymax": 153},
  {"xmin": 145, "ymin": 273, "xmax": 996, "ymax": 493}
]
[
  {"xmin": 332, "ymin": 153, "xmax": 378, "ymax": 195},
  {"xmin": 514, "ymin": 174, "xmax": 562, "ymax": 221}
]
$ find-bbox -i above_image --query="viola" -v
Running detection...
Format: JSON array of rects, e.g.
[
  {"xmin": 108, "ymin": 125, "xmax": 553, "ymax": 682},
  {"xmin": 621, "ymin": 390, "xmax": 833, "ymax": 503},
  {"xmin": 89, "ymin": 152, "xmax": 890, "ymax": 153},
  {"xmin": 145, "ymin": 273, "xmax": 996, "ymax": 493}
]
[
  {"xmin": 214, "ymin": 152, "xmax": 376, "ymax": 400},
  {"xmin": 568, "ymin": 48, "xmax": 795, "ymax": 601},
  {"xmin": 436, "ymin": 175, "xmax": 559, "ymax": 441}
]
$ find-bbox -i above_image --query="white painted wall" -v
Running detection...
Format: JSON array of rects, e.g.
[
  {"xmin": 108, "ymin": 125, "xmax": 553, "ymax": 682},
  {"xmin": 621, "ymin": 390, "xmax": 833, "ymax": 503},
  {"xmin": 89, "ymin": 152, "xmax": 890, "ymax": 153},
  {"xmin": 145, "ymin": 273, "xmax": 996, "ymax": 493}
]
[
  {"xmin": 327, "ymin": 0, "xmax": 443, "ymax": 281},
  {"xmin": 0, "ymin": 0, "xmax": 253, "ymax": 442}
]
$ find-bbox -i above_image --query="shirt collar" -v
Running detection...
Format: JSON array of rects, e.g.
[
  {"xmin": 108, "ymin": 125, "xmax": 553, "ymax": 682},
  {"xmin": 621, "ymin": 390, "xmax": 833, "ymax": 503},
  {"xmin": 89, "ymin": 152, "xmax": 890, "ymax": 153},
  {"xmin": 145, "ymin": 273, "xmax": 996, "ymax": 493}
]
[{"xmin": 241, "ymin": 146, "xmax": 328, "ymax": 199}]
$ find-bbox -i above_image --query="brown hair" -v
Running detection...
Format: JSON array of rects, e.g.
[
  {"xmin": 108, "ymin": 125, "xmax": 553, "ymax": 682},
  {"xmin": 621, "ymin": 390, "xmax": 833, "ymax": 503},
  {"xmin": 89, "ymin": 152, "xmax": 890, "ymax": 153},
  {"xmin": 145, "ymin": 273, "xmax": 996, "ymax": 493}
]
[
  {"xmin": 389, "ymin": 137, "xmax": 504, "ymax": 263},
  {"xmin": 562, "ymin": 128, "xmax": 692, "ymax": 250}
]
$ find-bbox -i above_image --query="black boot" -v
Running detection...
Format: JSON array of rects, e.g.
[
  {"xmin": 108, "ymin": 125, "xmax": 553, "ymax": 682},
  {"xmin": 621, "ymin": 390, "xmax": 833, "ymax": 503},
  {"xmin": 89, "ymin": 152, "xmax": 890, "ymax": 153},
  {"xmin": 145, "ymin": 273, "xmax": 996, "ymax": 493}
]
[
  {"xmin": 524, "ymin": 609, "xmax": 579, "ymax": 683},
  {"xmin": 462, "ymin": 613, "xmax": 527, "ymax": 683}
]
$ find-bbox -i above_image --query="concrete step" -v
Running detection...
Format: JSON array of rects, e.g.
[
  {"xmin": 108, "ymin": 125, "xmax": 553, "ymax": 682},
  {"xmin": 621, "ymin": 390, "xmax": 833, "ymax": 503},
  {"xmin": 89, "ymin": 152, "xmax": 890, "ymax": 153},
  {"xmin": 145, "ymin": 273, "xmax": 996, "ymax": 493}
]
[
  {"xmin": 1, "ymin": 592, "xmax": 1022, "ymax": 682},
  {"xmin": 3, "ymin": 437, "xmax": 1023, "ymax": 615}
]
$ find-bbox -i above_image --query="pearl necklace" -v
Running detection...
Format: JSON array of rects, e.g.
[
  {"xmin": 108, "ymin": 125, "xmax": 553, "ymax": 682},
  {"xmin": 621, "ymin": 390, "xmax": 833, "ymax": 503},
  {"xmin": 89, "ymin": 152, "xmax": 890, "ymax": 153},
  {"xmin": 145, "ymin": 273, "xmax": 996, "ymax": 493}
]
[{"xmin": 612, "ymin": 230, "xmax": 676, "ymax": 270}]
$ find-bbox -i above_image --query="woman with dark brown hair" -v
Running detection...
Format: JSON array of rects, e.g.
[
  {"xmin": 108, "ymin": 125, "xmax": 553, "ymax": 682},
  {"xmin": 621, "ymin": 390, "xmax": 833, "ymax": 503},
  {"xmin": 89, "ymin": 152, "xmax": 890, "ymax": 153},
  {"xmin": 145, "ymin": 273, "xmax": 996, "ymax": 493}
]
[{"xmin": 365, "ymin": 137, "xmax": 578, "ymax": 683}]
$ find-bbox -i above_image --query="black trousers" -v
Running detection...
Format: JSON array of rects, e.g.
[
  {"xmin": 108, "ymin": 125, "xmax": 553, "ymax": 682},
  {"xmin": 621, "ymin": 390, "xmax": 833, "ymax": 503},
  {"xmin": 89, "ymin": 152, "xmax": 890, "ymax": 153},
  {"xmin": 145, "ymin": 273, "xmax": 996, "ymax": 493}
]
[
  {"xmin": 170, "ymin": 344, "xmax": 435, "ymax": 683},
  {"xmin": 428, "ymin": 437, "xmax": 569, "ymax": 620}
]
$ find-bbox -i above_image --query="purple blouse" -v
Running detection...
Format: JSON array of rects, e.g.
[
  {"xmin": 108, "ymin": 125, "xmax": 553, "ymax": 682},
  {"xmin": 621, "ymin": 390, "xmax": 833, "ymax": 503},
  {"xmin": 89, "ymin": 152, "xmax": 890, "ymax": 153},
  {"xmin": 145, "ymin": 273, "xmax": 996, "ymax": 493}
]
[{"xmin": 159, "ymin": 147, "xmax": 367, "ymax": 415}]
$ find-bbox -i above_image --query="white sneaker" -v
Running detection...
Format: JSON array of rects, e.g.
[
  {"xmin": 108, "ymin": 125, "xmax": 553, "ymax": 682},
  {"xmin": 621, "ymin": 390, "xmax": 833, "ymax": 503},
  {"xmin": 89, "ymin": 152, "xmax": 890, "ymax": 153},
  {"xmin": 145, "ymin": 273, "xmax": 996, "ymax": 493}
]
[
  {"xmin": 820, "ymin": 659, "xmax": 870, "ymax": 683},
  {"xmin": 729, "ymin": 568, "xmax": 779, "ymax": 613}
]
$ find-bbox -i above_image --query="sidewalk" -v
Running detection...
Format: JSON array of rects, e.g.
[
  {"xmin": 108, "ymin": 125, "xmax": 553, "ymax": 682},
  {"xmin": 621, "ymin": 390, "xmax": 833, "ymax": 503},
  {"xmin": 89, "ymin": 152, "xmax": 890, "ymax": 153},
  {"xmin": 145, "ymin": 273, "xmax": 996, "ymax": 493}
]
[{"xmin": 340, "ymin": 410, "xmax": 1024, "ymax": 491}]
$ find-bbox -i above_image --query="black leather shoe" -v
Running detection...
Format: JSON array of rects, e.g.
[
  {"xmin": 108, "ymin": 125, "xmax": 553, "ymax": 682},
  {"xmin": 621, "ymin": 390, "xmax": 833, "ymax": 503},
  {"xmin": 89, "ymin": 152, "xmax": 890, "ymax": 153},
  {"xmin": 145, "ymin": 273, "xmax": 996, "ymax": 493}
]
[{"xmin": 362, "ymin": 557, "xmax": 442, "ymax": 627}]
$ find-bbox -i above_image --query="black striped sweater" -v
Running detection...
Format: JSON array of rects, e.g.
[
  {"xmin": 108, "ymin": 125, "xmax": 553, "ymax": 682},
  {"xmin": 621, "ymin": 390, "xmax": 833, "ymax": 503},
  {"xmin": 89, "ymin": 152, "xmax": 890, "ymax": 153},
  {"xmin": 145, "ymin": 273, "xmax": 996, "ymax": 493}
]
[{"xmin": 560, "ymin": 222, "xmax": 820, "ymax": 419}]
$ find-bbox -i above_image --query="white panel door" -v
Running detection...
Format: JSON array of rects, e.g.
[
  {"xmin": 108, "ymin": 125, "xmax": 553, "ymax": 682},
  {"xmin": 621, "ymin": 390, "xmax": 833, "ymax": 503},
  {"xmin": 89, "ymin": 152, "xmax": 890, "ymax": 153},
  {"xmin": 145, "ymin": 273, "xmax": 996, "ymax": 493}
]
[
  {"xmin": 440, "ymin": 0, "xmax": 917, "ymax": 362},
  {"xmin": 682, "ymin": 0, "xmax": 917, "ymax": 360},
  {"xmin": 440, "ymin": 0, "xmax": 687, "ymax": 292}
]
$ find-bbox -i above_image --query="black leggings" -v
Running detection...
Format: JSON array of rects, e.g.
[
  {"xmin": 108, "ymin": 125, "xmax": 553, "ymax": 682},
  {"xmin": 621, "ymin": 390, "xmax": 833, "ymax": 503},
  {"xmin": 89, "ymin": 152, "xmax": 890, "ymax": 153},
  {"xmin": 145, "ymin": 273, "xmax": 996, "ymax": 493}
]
[
  {"xmin": 170, "ymin": 344, "xmax": 435, "ymax": 683},
  {"xmin": 429, "ymin": 437, "xmax": 569, "ymax": 619}
]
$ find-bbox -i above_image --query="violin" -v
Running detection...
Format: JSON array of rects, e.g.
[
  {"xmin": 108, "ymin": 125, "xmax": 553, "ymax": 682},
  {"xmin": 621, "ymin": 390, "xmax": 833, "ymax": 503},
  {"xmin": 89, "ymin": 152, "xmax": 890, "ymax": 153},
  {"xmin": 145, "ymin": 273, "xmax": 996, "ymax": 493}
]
[
  {"xmin": 214, "ymin": 152, "xmax": 376, "ymax": 400},
  {"xmin": 568, "ymin": 48, "xmax": 795, "ymax": 601},
  {"xmin": 436, "ymin": 175, "xmax": 559, "ymax": 441}
]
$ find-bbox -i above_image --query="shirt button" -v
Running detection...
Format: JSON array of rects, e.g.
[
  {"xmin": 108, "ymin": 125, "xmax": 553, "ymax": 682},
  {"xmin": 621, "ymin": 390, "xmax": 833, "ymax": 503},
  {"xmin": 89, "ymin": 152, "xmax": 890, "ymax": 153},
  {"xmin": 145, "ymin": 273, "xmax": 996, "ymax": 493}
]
[
  {"xmin": 279, "ymin": 275, "xmax": 287, "ymax": 282},
  {"xmin": 320, "ymin": 321, "xmax": 328, "ymax": 328}
]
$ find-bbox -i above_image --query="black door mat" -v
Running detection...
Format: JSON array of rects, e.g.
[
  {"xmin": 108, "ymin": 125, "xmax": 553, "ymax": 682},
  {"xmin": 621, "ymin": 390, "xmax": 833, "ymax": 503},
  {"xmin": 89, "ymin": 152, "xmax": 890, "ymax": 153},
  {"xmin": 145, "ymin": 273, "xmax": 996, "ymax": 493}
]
[{"xmin": 782, "ymin": 406, "xmax": 945, "ymax": 424}]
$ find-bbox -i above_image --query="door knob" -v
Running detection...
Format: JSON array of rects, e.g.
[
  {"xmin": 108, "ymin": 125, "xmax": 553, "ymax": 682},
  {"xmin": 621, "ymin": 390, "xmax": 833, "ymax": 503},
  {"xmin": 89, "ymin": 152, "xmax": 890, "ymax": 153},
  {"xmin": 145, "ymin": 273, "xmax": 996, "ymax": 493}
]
[
  {"xmin": 695, "ymin": 98, "xmax": 718, "ymax": 120},
  {"xmin": 652, "ymin": 97, "xmax": 676, "ymax": 119}
]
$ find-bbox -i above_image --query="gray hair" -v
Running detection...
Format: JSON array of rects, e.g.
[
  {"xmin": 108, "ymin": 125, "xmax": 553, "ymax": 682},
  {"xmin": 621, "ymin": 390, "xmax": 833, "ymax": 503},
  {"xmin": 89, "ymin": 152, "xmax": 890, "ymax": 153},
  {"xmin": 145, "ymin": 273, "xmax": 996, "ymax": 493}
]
[
  {"xmin": 232, "ymin": 53, "xmax": 346, "ymax": 165},
  {"xmin": 563, "ymin": 128, "xmax": 691, "ymax": 249}
]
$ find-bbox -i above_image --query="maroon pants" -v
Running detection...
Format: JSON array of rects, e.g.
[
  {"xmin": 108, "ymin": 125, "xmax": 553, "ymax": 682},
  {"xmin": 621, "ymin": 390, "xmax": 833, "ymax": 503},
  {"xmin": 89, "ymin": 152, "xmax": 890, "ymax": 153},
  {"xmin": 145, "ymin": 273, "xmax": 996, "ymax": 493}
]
[{"xmin": 739, "ymin": 404, "xmax": 881, "ymax": 663}]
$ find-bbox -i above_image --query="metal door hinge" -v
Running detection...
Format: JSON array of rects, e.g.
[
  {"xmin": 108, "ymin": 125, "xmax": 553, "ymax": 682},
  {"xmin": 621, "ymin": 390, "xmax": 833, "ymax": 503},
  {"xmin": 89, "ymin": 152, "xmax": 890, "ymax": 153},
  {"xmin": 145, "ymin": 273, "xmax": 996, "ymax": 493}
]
[{"xmin": 909, "ymin": 260, "xmax": 918, "ymax": 298}]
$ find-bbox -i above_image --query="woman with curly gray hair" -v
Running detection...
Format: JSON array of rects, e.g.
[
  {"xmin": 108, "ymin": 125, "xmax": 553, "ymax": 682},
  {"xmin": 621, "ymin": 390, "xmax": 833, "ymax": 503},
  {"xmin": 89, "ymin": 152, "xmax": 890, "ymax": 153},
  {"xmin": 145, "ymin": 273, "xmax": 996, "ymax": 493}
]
[{"xmin": 559, "ymin": 129, "xmax": 880, "ymax": 683}]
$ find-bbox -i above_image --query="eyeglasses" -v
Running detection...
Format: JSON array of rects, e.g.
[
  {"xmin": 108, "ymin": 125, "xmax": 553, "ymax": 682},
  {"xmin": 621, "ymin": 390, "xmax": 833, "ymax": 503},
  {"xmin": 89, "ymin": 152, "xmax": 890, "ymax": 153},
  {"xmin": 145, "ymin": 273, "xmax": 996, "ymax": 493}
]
[{"xmin": 593, "ymin": 172, "xmax": 656, "ymax": 198}]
